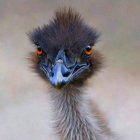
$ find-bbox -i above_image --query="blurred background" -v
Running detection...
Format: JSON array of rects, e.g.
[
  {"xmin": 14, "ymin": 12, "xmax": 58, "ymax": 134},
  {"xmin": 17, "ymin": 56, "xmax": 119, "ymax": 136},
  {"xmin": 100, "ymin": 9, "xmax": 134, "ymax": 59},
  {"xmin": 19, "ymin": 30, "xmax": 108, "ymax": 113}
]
[{"xmin": 0, "ymin": 0, "xmax": 140, "ymax": 140}]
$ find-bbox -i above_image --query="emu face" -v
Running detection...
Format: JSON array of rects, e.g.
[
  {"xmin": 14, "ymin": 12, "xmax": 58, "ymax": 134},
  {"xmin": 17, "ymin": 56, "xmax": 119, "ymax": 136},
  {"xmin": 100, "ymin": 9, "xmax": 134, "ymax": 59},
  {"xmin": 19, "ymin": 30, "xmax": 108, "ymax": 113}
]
[
  {"xmin": 29, "ymin": 8, "xmax": 102, "ymax": 89},
  {"xmin": 37, "ymin": 44, "xmax": 92, "ymax": 89}
]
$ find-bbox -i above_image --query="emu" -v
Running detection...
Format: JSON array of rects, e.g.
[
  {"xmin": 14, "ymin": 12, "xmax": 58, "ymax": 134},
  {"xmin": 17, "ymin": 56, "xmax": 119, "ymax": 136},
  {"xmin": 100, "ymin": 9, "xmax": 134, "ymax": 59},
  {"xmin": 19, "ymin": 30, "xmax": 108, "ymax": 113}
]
[{"xmin": 28, "ymin": 8, "xmax": 116, "ymax": 140}]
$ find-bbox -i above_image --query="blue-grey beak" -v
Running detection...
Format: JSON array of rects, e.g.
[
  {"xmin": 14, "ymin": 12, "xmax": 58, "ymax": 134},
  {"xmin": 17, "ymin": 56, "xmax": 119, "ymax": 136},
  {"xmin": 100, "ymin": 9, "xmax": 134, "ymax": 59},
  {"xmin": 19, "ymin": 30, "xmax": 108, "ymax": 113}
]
[{"xmin": 49, "ymin": 59, "xmax": 71, "ymax": 89}]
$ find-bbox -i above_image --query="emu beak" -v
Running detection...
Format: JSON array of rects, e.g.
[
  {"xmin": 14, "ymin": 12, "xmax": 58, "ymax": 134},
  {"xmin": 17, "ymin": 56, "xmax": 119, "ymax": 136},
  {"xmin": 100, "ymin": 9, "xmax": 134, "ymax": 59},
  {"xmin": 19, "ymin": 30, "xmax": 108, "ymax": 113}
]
[{"xmin": 49, "ymin": 60, "xmax": 71, "ymax": 89}]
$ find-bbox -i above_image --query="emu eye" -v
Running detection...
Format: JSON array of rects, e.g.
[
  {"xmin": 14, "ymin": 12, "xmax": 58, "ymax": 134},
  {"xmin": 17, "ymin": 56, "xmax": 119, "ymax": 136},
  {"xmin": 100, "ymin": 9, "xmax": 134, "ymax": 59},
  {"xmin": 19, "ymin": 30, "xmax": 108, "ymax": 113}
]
[
  {"xmin": 84, "ymin": 45, "xmax": 93, "ymax": 55},
  {"xmin": 36, "ymin": 46, "xmax": 43, "ymax": 55}
]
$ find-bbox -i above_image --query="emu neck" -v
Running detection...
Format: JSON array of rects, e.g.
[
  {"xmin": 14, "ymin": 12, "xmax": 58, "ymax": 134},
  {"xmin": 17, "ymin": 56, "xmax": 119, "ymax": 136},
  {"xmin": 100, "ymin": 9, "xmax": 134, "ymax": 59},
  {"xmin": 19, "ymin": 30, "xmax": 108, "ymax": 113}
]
[{"xmin": 50, "ymin": 86, "xmax": 99, "ymax": 140}]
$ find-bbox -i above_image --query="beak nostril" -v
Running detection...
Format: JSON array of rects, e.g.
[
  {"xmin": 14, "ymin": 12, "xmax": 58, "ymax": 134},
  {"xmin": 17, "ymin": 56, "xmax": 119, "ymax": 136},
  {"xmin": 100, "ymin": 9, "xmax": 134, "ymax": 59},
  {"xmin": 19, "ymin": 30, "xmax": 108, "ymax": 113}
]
[
  {"xmin": 51, "ymin": 72, "xmax": 54, "ymax": 77},
  {"xmin": 62, "ymin": 71, "xmax": 70, "ymax": 77}
]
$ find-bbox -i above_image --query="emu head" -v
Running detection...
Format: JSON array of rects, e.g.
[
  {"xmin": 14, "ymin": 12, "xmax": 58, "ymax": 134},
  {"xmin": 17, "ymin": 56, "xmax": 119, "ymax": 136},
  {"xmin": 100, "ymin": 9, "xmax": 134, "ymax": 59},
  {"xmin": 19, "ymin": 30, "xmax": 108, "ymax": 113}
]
[{"xmin": 29, "ymin": 8, "xmax": 102, "ymax": 90}]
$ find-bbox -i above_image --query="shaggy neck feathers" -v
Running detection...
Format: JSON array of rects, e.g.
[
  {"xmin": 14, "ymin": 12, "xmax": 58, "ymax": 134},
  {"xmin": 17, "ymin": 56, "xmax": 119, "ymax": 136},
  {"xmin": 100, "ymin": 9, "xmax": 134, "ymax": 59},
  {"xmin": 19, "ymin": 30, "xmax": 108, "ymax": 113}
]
[{"xmin": 50, "ymin": 86, "xmax": 112, "ymax": 140}]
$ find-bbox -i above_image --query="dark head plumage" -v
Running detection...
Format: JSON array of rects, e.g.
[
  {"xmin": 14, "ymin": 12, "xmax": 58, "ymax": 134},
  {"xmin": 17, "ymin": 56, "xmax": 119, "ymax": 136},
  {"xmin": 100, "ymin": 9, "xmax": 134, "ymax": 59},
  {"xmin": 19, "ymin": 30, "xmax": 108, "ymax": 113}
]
[{"xmin": 29, "ymin": 8, "xmax": 102, "ymax": 88}]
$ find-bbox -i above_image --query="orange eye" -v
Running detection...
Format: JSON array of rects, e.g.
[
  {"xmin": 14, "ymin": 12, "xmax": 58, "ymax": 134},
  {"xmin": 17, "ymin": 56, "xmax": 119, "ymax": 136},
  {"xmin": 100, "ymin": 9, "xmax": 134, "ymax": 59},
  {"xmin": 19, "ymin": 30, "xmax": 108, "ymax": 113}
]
[
  {"xmin": 36, "ymin": 46, "xmax": 43, "ymax": 55},
  {"xmin": 84, "ymin": 45, "xmax": 93, "ymax": 55}
]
